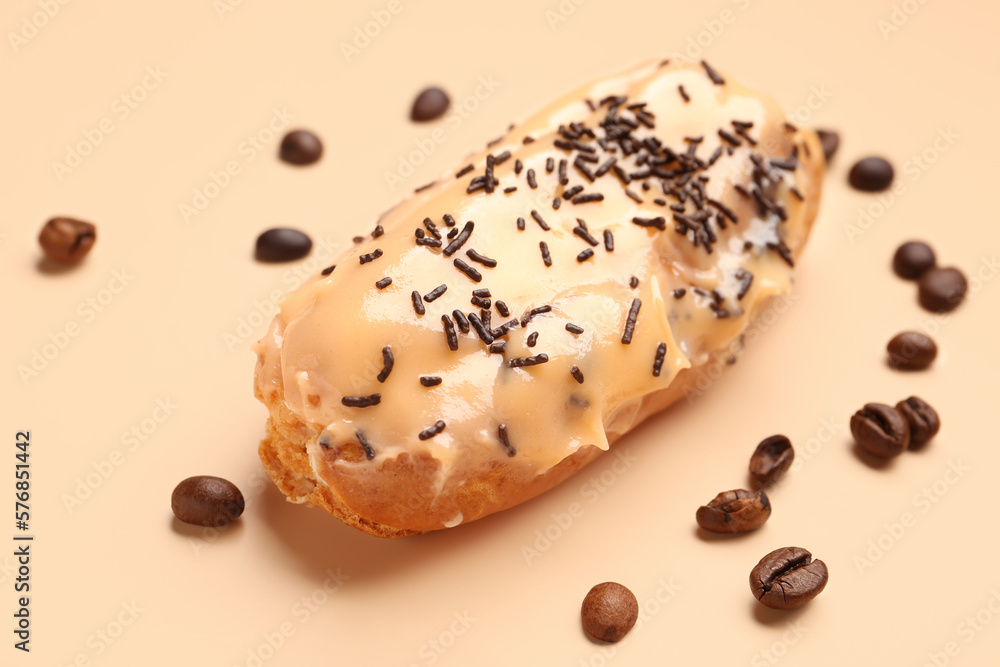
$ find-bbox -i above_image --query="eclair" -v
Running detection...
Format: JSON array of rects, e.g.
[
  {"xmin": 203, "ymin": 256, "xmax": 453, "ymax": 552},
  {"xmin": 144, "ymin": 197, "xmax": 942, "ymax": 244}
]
[{"xmin": 253, "ymin": 59, "xmax": 823, "ymax": 537}]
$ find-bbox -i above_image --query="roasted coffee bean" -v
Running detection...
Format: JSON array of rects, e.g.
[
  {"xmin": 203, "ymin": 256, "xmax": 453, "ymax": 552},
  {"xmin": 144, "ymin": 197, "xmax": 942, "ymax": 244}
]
[
  {"xmin": 696, "ymin": 489, "xmax": 771, "ymax": 533},
  {"xmin": 749, "ymin": 435, "xmax": 795, "ymax": 486},
  {"xmin": 581, "ymin": 582, "xmax": 638, "ymax": 643},
  {"xmin": 750, "ymin": 547, "xmax": 828, "ymax": 610},
  {"xmin": 171, "ymin": 476, "xmax": 245, "ymax": 527},
  {"xmin": 815, "ymin": 129, "xmax": 840, "ymax": 163},
  {"xmin": 848, "ymin": 156, "xmax": 894, "ymax": 192},
  {"xmin": 255, "ymin": 227, "xmax": 312, "ymax": 262},
  {"xmin": 38, "ymin": 217, "xmax": 96, "ymax": 264},
  {"xmin": 279, "ymin": 130, "xmax": 323, "ymax": 165},
  {"xmin": 850, "ymin": 402, "xmax": 910, "ymax": 458},
  {"xmin": 410, "ymin": 87, "xmax": 450, "ymax": 122},
  {"xmin": 892, "ymin": 241, "xmax": 935, "ymax": 280},
  {"xmin": 896, "ymin": 396, "xmax": 941, "ymax": 448},
  {"xmin": 918, "ymin": 267, "xmax": 967, "ymax": 313},
  {"xmin": 887, "ymin": 331, "xmax": 937, "ymax": 370}
]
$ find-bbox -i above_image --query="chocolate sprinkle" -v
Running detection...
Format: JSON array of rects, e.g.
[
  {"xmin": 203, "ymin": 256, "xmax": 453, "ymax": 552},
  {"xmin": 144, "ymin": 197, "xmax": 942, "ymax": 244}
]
[
  {"xmin": 526, "ymin": 332, "xmax": 539, "ymax": 347},
  {"xmin": 321, "ymin": 265, "xmax": 336, "ymax": 276},
  {"xmin": 520, "ymin": 305, "xmax": 552, "ymax": 327},
  {"xmin": 342, "ymin": 394, "xmax": 381, "ymax": 408},
  {"xmin": 375, "ymin": 277, "xmax": 392, "ymax": 290},
  {"xmin": 488, "ymin": 340, "xmax": 507, "ymax": 354},
  {"xmin": 355, "ymin": 430, "xmax": 376, "ymax": 459},
  {"xmin": 376, "ymin": 346, "xmax": 394, "ymax": 383},
  {"xmin": 632, "ymin": 216, "xmax": 666, "ymax": 231},
  {"xmin": 577, "ymin": 248, "xmax": 595, "ymax": 263},
  {"xmin": 466, "ymin": 248, "xmax": 498, "ymax": 267},
  {"xmin": 516, "ymin": 217, "xmax": 526, "ymax": 231},
  {"xmin": 630, "ymin": 276, "xmax": 639, "ymax": 288},
  {"xmin": 527, "ymin": 169, "xmax": 538, "ymax": 189},
  {"xmin": 416, "ymin": 236, "xmax": 442, "ymax": 247},
  {"xmin": 443, "ymin": 221, "xmax": 474, "ymax": 256},
  {"xmin": 411, "ymin": 291, "xmax": 426, "ymax": 315},
  {"xmin": 508, "ymin": 354, "xmax": 549, "ymax": 368},
  {"xmin": 531, "ymin": 210, "xmax": 550, "ymax": 231},
  {"xmin": 574, "ymin": 223, "xmax": 600, "ymax": 246},
  {"xmin": 678, "ymin": 85, "xmax": 690, "ymax": 102},
  {"xmin": 539, "ymin": 241, "xmax": 552, "ymax": 267},
  {"xmin": 372, "ymin": 224, "xmax": 384, "ymax": 238},
  {"xmin": 423, "ymin": 218, "xmax": 442, "ymax": 239},
  {"xmin": 452, "ymin": 309, "xmax": 471, "ymax": 333},
  {"xmin": 455, "ymin": 164, "xmax": 474, "ymax": 178},
  {"xmin": 566, "ymin": 323, "xmax": 584, "ymax": 335},
  {"xmin": 672, "ymin": 288, "xmax": 686, "ymax": 298},
  {"xmin": 495, "ymin": 300, "xmax": 510, "ymax": 317},
  {"xmin": 443, "ymin": 213, "xmax": 456, "ymax": 227},
  {"xmin": 497, "ymin": 424, "xmax": 516, "ymax": 456},
  {"xmin": 359, "ymin": 249, "xmax": 384, "ymax": 264},
  {"xmin": 424, "ymin": 284, "xmax": 448, "ymax": 302},
  {"xmin": 701, "ymin": 60, "xmax": 725, "ymax": 85},
  {"xmin": 418, "ymin": 420, "xmax": 446, "ymax": 441},
  {"xmin": 652, "ymin": 342, "xmax": 667, "ymax": 377},
  {"xmin": 441, "ymin": 315, "xmax": 459, "ymax": 351},
  {"xmin": 570, "ymin": 366, "xmax": 585, "ymax": 384},
  {"xmin": 468, "ymin": 313, "xmax": 494, "ymax": 344},
  {"xmin": 735, "ymin": 268, "xmax": 753, "ymax": 300},
  {"xmin": 604, "ymin": 229, "xmax": 614, "ymax": 251},
  {"xmin": 420, "ymin": 376, "xmax": 442, "ymax": 387},
  {"xmin": 573, "ymin": 193, "xmax": 605, "ymax": 204},
  {"xmin": 621, "ymin": 299, "xmax": 641, "ymax": 344},
  {"xmin": 453, "ymin": 258, "xmax": 483, "ymax": 282}
]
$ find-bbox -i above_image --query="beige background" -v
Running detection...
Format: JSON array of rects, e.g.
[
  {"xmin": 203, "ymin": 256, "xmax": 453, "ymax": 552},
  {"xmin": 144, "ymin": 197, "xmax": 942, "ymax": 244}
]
[{"xmin": 2, "ymin": 0, "xmax": 999, "ymax": 665}]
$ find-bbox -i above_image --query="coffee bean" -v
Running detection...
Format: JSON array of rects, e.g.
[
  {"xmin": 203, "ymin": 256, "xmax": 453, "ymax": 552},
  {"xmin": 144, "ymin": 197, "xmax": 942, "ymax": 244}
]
[
  {"xmin": 892, "ymin": 241, "xmax": 936, "ymax": 280},
  {"xmin": 887, "ymin": 331, "xmax": 937, "ymax": 370},
  {"xmin": 815, "ymin": 129, "xmax": 840, "ymax": 163},
  {"xmin": 696, "ymin": 488, "xmax": 771, "ymax": 533},
  {"xmin": 38, "ymin": 217, "xmax": 96, "ymax": 264},
  {"xmin": 749, "ymin": 435, "xmax": 795, "ymax": 486},
  {"xmin": 750, "ymin": 547, "xmax": 828, "ymax": 610},
  {"xmin": 896, "ymin": 396, "xmax": 941, "ymax": 448},
  {"xmin": 410, "ymin": 87, "xmax": 450, "ymax": 122},
  {"xmin": 581, "ymin": 582, "xmax": 638, "ymax": 643},
  {"xmin": 171, "ymin": 476, "xmax": 245, "ymax": 527},
  {"xmin": 848, "ymin": 156, "xmax": 894, "ymax": 192},
  {"xmin": 279, "ymin": 130, "xmax": 323, "ymax": 165},
  {"xmin": 255, "ymin": 228, "xmax": 312, "ymax": 262},
  {"xmin": 850, "ymin": 403, "xmax": 910, "ymax": 458},
  {"xmin": 918, "ymin": 267, "xmax": 967, "ymax": 313}
]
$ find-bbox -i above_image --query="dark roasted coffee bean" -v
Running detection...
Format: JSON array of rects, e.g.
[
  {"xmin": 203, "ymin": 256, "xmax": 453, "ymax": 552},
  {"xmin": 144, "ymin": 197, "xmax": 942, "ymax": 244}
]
[
  {"xmin": 918, "ymin": 267, "xmax": 967, "ymax": 313},
  {"xmin": 38, "ymin": 217, "xmax": 96, "ymax": 264},
  {"xmin": 848, "ymin": 156, "xmax": 894, "ymax": 192},
  {"xmin": 410, "ymin": 87, "xmax": 450, "ymax": 122},
  {"xmin": 887, "ymin": 331, "xmax": 937, "ymax": 370},
  {"xmin": 749, "ymin": 435, "xmax": 795, "ymax": 486},
  {"xmin": 896, "ymin": 396, "xmax": 941, "ymax": 448},
  {"xmin": 581, "ymin": 582, "xmax": 638, "ymax": 643},
  {"xmin": 255, "ymin": 228, "xmax": 312, "ymax": 262},
  {"xmin": 279, "ymin": 130, "xmax": 323, "ymax": 165},
  {"xmin": 171, "ymin": 476, "xmax": 245, "ymax": 527},
  {"xmin": 815, "ymin": 129, "xmax": 840, "ymax": 163},
  {"xmin": 696, "ymin": 489, "xmax": 771, "ymax": 533},
  {"xmin": 850, "ymin": 403, "xmax": 910, "ymax": 458},
  {"xmin": 750, "ymin": 547, "xmax": 828, "ymax": 610},
  {"xmin": 892, "ymin": 241, "xmax": 935, "ymax": 280}
]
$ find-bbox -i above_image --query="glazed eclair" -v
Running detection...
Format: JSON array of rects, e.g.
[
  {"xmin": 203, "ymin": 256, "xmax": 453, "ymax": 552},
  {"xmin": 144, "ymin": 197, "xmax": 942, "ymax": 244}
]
[{"xmin": 253, "ymin": 59, "xmax": 823, "ymax": 537}]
